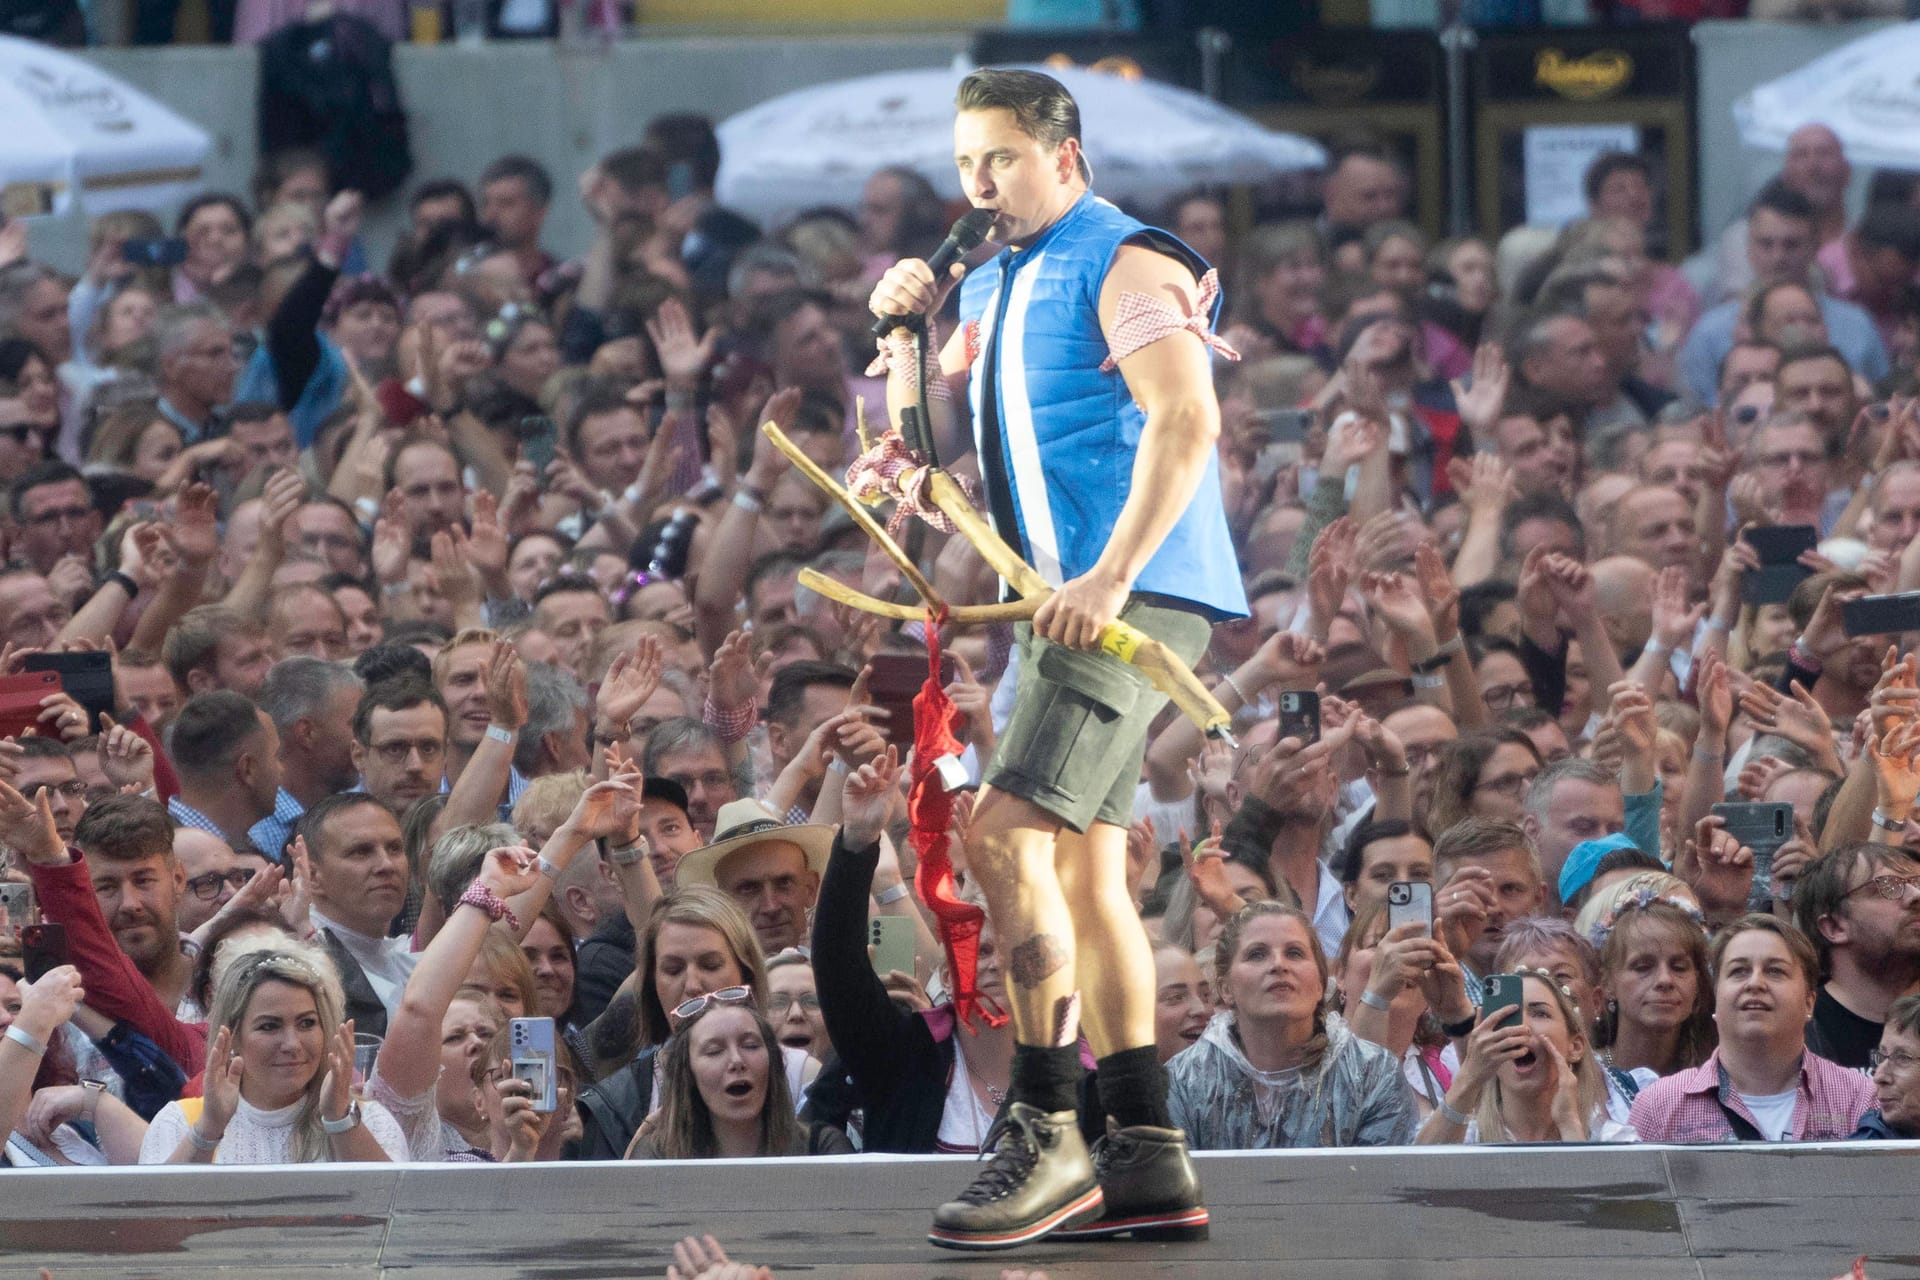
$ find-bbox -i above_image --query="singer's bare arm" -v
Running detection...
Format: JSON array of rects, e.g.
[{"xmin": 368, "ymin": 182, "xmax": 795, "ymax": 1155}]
[
  {"xmin": 869, "ymin": 258, "xmax": 972, "ymax": 455},
  {"xmin": 1028, "ymin": 245, "xmax": 1220, "ymax": 649}
]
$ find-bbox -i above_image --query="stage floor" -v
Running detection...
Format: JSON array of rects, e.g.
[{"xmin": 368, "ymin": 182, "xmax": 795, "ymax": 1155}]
[{"xmin": 1, "ymin": 1143, "xmax": 1916, "ymax": 1278}]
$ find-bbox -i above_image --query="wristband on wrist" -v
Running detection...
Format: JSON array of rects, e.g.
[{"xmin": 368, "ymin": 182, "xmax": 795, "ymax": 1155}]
[
  {"xmin": 485, "ymin": 724, "xmax": 517, "ymax": 744},
  {"xmin": 1439, "ymin": 1012, "xmax": 1478, "ymax": 1039},
  {"xmin": 1217, "ymin": 670, "xmax": 1252, "ymax": 705},
  {"xmin": 4, "ymin": 1024, "xmax": 48, "ymax": 1056},
  {"xmin": 1410, "ymin": 672, "xmax": 1445, "ymax": 690},
  {"xmin": 1358, "ymin": 988, "xmax": 1394, "ymax": 1012},
  {"xmin": 1703, "ymin": 617, "xmax": 1731, "ymax": 633},
  {"xmin": 105, "ymin": 569, "xmax": 139, "ymax": 600},
  {"xmin": 187, "ymin": 1122, "xmax": 221, "ymax": 1152},
  {"xmin": 1413, "ymin": 640, "xmax": 1460, "ymax": 674},
  {"xmin": 609, "ymin": 840, "xmax": 649, "ymax": 867},
  {"xmin": 1872, "ymin": 808, "xmax": 1907, "ymax": 832},
  {"xmin": 1692, "ymin": 745, "xmax": 1724, "ymax": 763},
  {"xmin": 874, "ymin": 881, "xmax": 911, "ymax": 906},
  {"xmin": 319, "ymin": 1100, "xmax": 364, "ymax": 1135},
  {"xmin": 458, "ymin": 880, "xmax": 520, "ymax": 932},
  {"xmin": 1644, "ymin": 639, "xmax": 1671, "ymax": 657},
  {"xmin": 1437, "ymin": 1098, "xmax": 1473, "ymax": 1127},
  {"xmin": 732, "ymin": 489, "xmax": 764, "ymax": 514},
  {"xmin": 382, "ymin": 580, "xmax": 411, "ymax": 597},
  {"xmin": 535, "ymin": 855, "xmax": 562, "ymax": 880},
  {"xmin": 1789, "ymin": 640, "xmax": 1824, "ymax": 672}
]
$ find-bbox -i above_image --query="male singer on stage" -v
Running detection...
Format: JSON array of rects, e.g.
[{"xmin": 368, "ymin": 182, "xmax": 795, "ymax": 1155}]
[{"xmin": 867, "ymin": 67, "xmax": 1246, "ymax": 1251}]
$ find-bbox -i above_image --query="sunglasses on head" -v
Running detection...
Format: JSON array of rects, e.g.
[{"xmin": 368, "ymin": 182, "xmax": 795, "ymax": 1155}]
[{"xmin": 670, "ymin": 985, "xmax": 752, "ymax": 1026}]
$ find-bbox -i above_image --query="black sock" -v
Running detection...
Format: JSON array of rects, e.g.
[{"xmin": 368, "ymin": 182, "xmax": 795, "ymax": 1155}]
[
  {"xmin": 1095, "ymin": 1045, "xmax": 1170, "ymax": 1130},
  {"xmin": 1009, "ymin": 1043, "xmax": 1083, "ymax": 1114}
]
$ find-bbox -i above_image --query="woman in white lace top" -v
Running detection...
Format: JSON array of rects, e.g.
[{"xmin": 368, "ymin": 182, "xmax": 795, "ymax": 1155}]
[{"xmin": 140, "ymin": 939, "xmax": 408, "ymax": 1164}]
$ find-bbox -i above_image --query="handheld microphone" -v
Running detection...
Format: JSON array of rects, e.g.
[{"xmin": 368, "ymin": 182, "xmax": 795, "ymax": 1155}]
[{"xmin": 869, "ymin": 208, "xmax": 997, "ymax": 338}]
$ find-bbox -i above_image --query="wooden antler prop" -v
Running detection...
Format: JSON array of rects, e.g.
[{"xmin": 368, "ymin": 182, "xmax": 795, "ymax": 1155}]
[{"xmin": 760, "ymin": 419, "xmax": 1236, "ymax": 743}]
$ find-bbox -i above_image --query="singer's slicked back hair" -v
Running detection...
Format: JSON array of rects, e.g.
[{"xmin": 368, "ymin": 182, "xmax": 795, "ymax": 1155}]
[{"xmin": 956, "ymin": 69, "xmax": 1090, "ymax": 181}]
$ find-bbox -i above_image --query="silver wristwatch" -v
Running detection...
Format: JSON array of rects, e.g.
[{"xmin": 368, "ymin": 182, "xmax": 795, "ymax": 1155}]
[{"xmin": 320, "ymin": 1099, "xmax": 364, "ymax": 1135}]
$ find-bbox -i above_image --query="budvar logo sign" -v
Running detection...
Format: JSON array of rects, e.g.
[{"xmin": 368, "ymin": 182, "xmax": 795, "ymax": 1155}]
[
  {"xmin": 13, "ymin": 65, "xmax": 132, "ymax": 131},
  {"xmin": 1844, "ymin": 74, "xmax": 1920, "ymax": 130},
  {"xmin": 1535, "ymin": 49, "xmax": 1633, "ymax": 101}
]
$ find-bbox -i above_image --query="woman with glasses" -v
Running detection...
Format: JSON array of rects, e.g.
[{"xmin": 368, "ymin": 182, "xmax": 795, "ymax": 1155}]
[
  {"xmin": 1422, "ymin": 730, "xmax": 1544, "ymax": 840},
  {"xmin": 625, "ymin": 994, "xmax": 851, "ymax": 1160},
  {"xmin": 1854, "ymin": 994, "xmax": 1920, "ymax": 1139},
  {"xmin": 573, "ymin": 887, "xmax": 813, "ymax": 1160},
  {"xmin": 766, "ymin": 950, "xmax": 830, "ymax": 1064},
  {"xmin": 1469, "ymin": 639, "xmax": 1536, "ymax": 715}
]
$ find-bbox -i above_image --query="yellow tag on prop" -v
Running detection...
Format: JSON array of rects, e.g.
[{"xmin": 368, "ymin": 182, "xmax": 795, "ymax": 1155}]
[{"xmin": 1099, "ymin": 622, "xmax": 1144, "ymax": 663}]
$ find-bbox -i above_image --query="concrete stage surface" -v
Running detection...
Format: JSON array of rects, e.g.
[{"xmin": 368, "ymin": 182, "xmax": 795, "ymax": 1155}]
[{"xmin": 1, "ymin": 1143, "xmax": 1916, "ymax": 1278}]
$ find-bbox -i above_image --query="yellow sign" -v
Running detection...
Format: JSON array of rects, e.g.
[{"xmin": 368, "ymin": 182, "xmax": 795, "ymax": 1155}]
[
  {"xmin": 1292, "ymin": 57, "xmax": 1379, "ymax": 106},
  {"xmin": 1534, "ymin": 49, "xmax": 1634, "ymax": 101}
]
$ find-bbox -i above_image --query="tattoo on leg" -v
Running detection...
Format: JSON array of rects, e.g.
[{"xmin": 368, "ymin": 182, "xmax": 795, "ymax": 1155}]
[{"xmin": 1008, "ymin": 933, "xmax": 1069, "ymax": 990}]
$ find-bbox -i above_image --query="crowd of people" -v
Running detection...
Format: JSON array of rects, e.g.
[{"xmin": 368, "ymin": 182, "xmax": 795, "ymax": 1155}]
[{"xmin": 0, "ymin": 92, "xmax": 1918, "ymax": 1213}]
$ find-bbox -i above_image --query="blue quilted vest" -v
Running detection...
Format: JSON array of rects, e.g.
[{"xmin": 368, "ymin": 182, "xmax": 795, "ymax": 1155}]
[{"xmin": 958, "ymin": 193, "xmax": 1246, "ymax": 620}]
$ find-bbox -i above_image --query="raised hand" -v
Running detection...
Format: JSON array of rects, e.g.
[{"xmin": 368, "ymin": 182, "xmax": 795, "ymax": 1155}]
[
  {"xmin": 484, "ymin": 639, "xmax": 529, "ymax": 734},
  {"xmin": 1306, "ymin": 516, "xmax": 1355, "ymax": 631},
  {"xmin": 1648, "ymin": 565, "xmax": 1704, "ymax": 653},
  {"xmin": 319, "ymin": 1020, "xmax": 356, "ymax": 1123},
  {"xmin": 1446, "ymin": 452, "xmax": 1515, "ymax": 517},
  {"xmin": 598, "ymin": 636, "xmax": 665, "ymax": 736},
  {"xmin": 98, "ymin": 712, "xmax": 156, "ymax": 792},
  {"xmin": 198, "ymin": 1025, "xmax": 245, "ymax": 1145},
  {"xmin": 1244, "ymin": 630, "xmax": 1325, "ymax": 696},
  {"xmin": 566, "ymin": 775, "xmax": 644, "ymax": 844},
  {"xmin": 477, "ymin": 843, "xmax": 543, "ymax": 899},
  {"xmin": 646, "ymin": 296, "xmax": 718, "ymax": 391},
  {"xmin": 840, "ymin": 744, "xmax": 900, "ymax": 850},
  {"xmin": 1679, "ymin": 813, "xmax": 1754, "ymax": 918},
  {"xmin": 0, "ymin": 779, "xmax": 62, "ymax": 865},
  {"xmin": 1450, "ymin": 342, "xmax": 1511, "ymax": 442},
  {"xmin": 705, "ymin": 630, "xmax": 754, "ymax": 709}
]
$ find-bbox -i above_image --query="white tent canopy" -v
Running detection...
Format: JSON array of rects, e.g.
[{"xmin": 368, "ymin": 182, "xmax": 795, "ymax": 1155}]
[
  {"xmin": 1734, "ymin": 22, "xmax": 1920, "ymax": 168},
  {"xmin": 0, "ymin": 35, "xmax": 210, "ymax": 221},
  {"xmin": 716, "ymin": 63, "xmax": 1324, "ymax": 227}
]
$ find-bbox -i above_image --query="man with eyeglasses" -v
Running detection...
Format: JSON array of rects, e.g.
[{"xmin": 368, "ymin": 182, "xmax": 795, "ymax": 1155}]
[
  {"xmin": 1794, "ymin": 843, "xmax": 1920, "ymax": 1071},
  {"xmin": 172, "ymin": 827, "xmax": 268, "ymax": 934},
  {"xmin": 165, "ymin": 691, "xmax": 284, "ymax": 858},
  {"xmin": 7, "ymin": 737, "xmax": 88, "ymax": 847},
  {"xmin": 153, "ymin": 302, "xmax": 239, "ymax": 443},
  {"xmin": 642, "ymin": 717, "xmax": 739, "ymax": 842},
  {"xmin": 1854, "ymin": 994, "xmax": 1920, "ymax": 1139},
  {"xmin": 7, "ymin": 461, "xmax": 102, "ymax": 581},
  {"xmin": 350, "ymin": 679, "xmax": 450, "ymax": 816},
  {"xmin": 1744, "ymin": 414, "xmax": 1837, "ymax": 535}
]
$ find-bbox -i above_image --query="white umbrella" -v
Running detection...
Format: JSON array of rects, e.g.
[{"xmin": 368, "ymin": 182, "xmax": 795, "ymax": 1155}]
[
  {"xmin": 1734, "ymin": 22, "xmax": 1920, "ymax": 168},
  {"xmin": 716, "ymin": 63, "xmax": 1324, "ymax": 226},
  {"xmin": 0, "ymin": 35, "xmax": 211, "ymax": 220}
]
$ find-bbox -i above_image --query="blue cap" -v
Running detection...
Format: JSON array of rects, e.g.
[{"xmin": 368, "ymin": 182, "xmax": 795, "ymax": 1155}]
[{"xmin": 1558, "ymin": 831, "xmax": 1640, "ymax": 904}]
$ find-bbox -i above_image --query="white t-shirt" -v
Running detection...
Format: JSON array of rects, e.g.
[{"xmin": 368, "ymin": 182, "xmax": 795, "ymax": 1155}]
[{"xmin": 1736, "ymin": 1087, "xmax": 1799, "ymax": 1142}]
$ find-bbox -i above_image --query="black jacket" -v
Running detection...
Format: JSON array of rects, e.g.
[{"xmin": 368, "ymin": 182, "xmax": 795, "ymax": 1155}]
[
  {"xmin": 318, "ymin": 926, "xmax": 388, "ymax": 1039},
  {"xmin": 809, "ymin": 832, "xmax": 1104, "ymax": 1153},
  {"xmin": 573, "ymin": 912, "xmax": 636, "ymax": 1027}
]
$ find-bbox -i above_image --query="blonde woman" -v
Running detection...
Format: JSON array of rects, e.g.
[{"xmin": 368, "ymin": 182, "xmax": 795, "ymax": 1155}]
[
  {"xmin": 1417, "ymin": 969, "xmax": 1635, "ymax": 1144},
  {"xmin": 141, "ymin": 940, "xmax": 408, "ymax": 1164}
]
